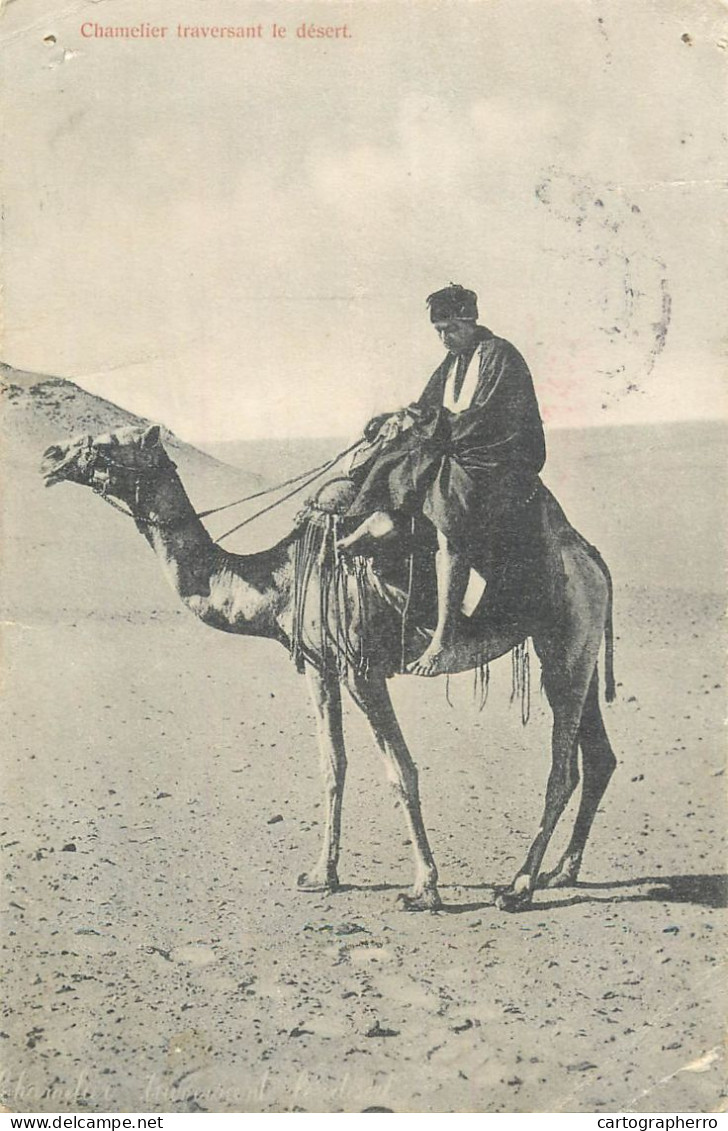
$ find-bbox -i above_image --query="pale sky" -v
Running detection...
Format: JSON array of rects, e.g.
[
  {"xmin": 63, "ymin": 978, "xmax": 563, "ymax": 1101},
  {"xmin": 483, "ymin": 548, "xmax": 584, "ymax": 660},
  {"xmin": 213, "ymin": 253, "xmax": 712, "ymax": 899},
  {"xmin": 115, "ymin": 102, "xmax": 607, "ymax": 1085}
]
[{"xmin": 2, "ymin": 0, "xmax": 726, "ymax": 440}]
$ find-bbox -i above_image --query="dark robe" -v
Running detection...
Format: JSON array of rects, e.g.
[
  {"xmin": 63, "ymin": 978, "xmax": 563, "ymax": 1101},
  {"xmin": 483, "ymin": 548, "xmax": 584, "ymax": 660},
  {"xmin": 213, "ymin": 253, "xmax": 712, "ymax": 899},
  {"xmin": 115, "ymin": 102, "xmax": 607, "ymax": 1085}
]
[{"xmin": 347, "ymin": 325, "xmax": 546, "ymax": 578}]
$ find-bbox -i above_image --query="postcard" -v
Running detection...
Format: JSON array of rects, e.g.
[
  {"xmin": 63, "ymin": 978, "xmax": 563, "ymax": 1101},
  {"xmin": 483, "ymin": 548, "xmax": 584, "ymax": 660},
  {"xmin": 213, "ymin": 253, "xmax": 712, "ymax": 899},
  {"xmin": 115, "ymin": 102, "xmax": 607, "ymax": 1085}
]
[{"xmin": 1, "ymin": 0, "xmax": 725, "ymax": 1115}]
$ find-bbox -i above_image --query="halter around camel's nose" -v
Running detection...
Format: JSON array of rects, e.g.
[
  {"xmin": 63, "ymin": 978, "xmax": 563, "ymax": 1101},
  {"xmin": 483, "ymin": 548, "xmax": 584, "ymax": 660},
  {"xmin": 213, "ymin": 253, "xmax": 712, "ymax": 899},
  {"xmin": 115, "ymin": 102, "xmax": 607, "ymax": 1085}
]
[
  {"xmin": 84, "ymin": 442, "xmax": 111, "ymax": 495},
  {"xmin": 82, "ymin": 437, "xmax": 177, "ymax": 516},
  {"xmin": 77, "ymin": 438, "xmax": 117, "ymax": 499}
]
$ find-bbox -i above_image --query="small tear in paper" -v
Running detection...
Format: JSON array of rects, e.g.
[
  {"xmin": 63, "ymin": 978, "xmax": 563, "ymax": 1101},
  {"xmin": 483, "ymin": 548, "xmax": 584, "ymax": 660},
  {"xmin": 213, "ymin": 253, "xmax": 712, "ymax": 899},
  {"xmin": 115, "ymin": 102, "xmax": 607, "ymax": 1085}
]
[{"xmin": 680, "ymin": 1047, "xmax": 721, "ymax": 1074}]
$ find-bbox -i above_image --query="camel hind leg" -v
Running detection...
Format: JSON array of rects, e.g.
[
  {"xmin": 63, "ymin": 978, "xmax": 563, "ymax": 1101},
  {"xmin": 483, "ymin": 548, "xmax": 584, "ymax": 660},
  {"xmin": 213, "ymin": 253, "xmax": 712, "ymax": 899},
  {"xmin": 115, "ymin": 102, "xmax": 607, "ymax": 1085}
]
[
  {"xmin": 496, "ymin": 615, "xmax": 605, "ymax": 911},
  {"xmin": 538, "ymin": 669, "xmax": 616, "ymax": 889},
  {"xmin": 496, "ymin": 678, "xmax": 584, "ymax": 911}
]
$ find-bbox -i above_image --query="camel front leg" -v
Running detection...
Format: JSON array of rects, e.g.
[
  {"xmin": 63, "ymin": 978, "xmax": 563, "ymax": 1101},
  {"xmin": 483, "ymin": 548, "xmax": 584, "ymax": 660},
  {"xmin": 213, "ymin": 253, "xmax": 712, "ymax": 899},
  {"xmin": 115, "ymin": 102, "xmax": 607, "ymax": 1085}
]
[
  {"xmin": 297, "ymin": 664, "xmax": 346, "ymax": 893},
  {"xmin": 347, "ymin": 674, "xmax": 441, "ymax": 911}
]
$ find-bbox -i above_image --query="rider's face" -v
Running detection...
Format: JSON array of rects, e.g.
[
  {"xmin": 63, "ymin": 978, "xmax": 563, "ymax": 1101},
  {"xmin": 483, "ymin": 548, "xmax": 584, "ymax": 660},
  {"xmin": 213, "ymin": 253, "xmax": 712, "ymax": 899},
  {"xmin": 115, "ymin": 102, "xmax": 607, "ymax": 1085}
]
[{"xmin": 433, "ymin": 320, "xmax": 478, "ymax": 354}]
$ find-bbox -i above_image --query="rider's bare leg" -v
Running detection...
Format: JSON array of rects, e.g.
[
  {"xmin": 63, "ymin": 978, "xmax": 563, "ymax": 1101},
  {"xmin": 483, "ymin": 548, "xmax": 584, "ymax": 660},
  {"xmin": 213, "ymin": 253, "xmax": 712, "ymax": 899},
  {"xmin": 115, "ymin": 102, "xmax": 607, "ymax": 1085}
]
[
  {"xmin": 337, "ymin": 510, "xmax": 395, "ymax": 552},
  {"xmin": 407, "ymin": 531, "xmax": 469, "ymax": 677}
]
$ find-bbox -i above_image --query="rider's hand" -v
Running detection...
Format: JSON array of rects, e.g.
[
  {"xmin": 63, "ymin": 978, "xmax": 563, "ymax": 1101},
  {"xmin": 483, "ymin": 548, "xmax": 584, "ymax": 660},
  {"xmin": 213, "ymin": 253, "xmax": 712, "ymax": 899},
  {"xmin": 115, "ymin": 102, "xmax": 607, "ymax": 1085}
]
[
  {"xmin": 363, "ymin": 413, "xmax": 391, "ymax": 442},
  {"xmin": 378, "ymin": 413, "xmax": 402, "ymax": 441},
  {"xmin": 363, "ymin": 409, "xmax": 418, "ymax": 443}
]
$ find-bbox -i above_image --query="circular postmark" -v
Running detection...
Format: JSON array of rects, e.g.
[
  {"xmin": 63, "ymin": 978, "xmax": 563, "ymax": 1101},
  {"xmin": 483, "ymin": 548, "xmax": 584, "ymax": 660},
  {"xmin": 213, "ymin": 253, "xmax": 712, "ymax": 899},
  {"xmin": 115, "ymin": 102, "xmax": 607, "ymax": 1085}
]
[{"xmin": 533, "ymin": 168, "xmax": 671, "ymax": 413}]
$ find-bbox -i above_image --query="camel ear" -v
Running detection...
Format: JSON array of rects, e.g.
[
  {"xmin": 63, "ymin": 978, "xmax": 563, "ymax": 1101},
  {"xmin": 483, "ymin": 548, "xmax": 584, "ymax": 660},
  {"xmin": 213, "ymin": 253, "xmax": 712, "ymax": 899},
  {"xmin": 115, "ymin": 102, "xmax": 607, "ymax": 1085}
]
[{"xmin": 140, "ymin": 424, "xmax": 161, "ymax": 449}]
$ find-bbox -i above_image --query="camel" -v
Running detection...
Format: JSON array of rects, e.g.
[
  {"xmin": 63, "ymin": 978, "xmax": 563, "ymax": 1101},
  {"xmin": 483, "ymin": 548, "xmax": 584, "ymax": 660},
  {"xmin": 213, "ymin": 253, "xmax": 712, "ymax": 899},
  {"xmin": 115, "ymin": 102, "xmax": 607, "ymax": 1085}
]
[{"xmin": 41, "ymin": 423, "xmax": 617, "ymax": 913}]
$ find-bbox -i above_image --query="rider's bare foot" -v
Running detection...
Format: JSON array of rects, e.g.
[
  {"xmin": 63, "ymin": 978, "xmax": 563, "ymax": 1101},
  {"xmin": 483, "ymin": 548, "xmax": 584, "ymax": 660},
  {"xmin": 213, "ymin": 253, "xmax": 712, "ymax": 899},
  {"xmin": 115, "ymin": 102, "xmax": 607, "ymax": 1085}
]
[
  {"xmin": 406, "ymin": 639, "xmax": 456, "ymax": 677},
  {"xmin": 337, "ymin": 511, "xmax": 395, "ymax": 553}
]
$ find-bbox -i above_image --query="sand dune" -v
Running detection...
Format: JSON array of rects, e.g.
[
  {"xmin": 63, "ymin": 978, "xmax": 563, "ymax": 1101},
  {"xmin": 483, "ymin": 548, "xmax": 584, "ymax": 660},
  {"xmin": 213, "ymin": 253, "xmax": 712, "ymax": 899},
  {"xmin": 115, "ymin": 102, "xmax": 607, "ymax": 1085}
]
[
  {"xmin": 1, "ymin": 363, "xmax": 725, "ymax": 1113},
  {"xmin": 1, "ymin": 364, "xmax": 264, "ymax": 621}
]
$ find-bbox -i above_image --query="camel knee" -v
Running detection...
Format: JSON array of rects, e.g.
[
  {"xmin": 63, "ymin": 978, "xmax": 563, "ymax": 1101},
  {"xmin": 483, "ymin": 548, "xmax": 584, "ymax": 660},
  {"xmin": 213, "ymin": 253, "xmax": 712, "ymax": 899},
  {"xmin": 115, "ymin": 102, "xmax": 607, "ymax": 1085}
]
[
  {"xmin": 580, "ymin": 757, "xmax": 615, "ymax": 812},
  {"xmin": 319, "ymin": 746, "xmax": 346, "ymax": 800},
  {"xmin": 321, "ymin": 765, "xmax": 345, "ymax": 799},
  {"xmin": 543, "ymin": 762, "xmax": 579, "ymax": 818},
  {"xmin": 593, "ymin": 747, "xmax": 616, "ymax": 787},
  {"xmin": 552, "ymin": 719, "xmax": 580, "ymax": 771},
  {"xmin": 564, "ymin": 757, "xmax": 580, "ymax": 796},
  {"xmin": 580, "ymin": 734, "xmax": 616, "ymax": 788},
  {"xmin": 383, "ymin": 756, "xmax": 418, "ymax": 799},
  {"xmin": 549, "ymin": 733, "xmax": 580, "ymax": 789},
  {"xmin": 602, "ymin": 743, "xmax": 617, "ymax": 777}
]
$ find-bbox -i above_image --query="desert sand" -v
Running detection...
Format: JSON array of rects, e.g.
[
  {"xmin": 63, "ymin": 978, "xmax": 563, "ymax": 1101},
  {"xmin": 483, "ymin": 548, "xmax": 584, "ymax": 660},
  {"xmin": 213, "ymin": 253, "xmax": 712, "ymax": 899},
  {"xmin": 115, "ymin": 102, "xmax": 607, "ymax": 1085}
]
[{"xmin": 1, "ymin": 363, "xmax": 725, "ymax": 1113}]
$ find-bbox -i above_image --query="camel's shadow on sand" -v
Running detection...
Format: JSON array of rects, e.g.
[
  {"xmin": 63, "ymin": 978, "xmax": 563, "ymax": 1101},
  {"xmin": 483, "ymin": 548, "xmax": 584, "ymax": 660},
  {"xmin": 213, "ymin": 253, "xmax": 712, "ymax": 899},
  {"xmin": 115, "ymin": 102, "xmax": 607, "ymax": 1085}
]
[
  {"xmin": 436, "ymin": 873, "xmax": 728, "ymax": 913},
  {"xmin": 338, "ymin": 874, "xmax": 727, "ymax": 913}
]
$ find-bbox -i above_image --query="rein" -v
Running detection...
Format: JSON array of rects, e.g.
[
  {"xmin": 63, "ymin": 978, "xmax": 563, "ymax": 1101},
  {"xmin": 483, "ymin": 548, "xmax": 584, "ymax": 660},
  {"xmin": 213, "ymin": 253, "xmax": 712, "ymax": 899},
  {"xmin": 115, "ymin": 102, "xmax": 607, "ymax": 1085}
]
[
  {"xmin": 203, "ymin": 439, "xmax": 364, "ymax": 543},
  {"xmin": 83, "ymin": 439, "xmax": 364, "ymax": 541}
]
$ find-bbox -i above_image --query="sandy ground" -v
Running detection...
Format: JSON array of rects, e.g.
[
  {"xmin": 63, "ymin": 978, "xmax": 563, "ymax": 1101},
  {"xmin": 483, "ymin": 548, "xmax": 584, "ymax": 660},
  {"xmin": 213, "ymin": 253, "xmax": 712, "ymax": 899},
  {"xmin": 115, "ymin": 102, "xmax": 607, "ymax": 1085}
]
[{"xmin": 1, "ymin": 371, "xmax": 726, "ymax": 1112}]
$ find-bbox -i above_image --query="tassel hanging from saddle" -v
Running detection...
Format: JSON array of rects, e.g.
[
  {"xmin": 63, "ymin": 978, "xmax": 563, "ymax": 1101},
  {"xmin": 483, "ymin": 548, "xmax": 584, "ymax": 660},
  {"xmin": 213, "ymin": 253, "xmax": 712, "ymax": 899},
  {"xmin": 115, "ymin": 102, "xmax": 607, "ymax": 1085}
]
[
  {"xmin": 474, "ymin": 652, "xmax": 490, "ymax": 712},
  {"xmin": 290, "ymin": 514, "xmax": 322, "ymax": 673},
  {"xmin": 510, "ymin": 639, "xmax": 531, "ymax": 726},
  {"xmin": 290, "ymin": 511, "xmax": 373, "ymax": 679}
]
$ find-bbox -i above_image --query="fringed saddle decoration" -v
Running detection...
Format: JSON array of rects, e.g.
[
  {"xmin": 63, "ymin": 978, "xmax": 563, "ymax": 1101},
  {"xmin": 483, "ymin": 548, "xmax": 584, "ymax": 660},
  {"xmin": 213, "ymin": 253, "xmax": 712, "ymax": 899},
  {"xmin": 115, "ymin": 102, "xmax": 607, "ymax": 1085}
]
[
  {"xmin": 511, "ymin": 638, "xmax": 531, "ymax": 725},
  {"xmin": 444, "ymin": 643, "xmax": 529, "ymax": 723},
  {"xmin": 290, "ymin": 508, "xmax": 381, "ymax": 680},
  {"xmin": 291, "ymin": 503, "xmax": 534, "ymax": 722}
]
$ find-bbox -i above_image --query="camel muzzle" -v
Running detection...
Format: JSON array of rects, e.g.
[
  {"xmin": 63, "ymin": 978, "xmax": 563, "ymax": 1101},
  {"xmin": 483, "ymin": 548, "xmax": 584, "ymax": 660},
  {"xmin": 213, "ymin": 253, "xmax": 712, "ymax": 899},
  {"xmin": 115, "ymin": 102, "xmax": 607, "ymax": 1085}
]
[
  {"xmin": 41, "ymin": 446, "xmax": 67, "ymax": 487},
  {"xmin": 40, "ymin": 442, "xmax": 86, "ymax": 487}
]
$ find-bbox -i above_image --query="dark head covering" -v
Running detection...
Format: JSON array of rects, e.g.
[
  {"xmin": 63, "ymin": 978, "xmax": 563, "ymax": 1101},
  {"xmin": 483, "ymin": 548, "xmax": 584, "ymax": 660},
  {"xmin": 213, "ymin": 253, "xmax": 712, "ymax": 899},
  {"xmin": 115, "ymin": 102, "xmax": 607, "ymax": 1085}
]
[{"xmin": 426, "ymin": 283, "xmax": 478, "ymax": 323}]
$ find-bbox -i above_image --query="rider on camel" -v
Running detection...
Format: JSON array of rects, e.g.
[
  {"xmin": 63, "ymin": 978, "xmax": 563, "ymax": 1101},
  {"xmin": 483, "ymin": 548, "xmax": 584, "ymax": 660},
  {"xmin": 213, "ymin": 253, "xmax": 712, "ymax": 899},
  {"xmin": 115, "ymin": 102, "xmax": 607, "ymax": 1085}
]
[{"xmin": 338, "ymin": 283, "xmax": 546, "ymax": 677}]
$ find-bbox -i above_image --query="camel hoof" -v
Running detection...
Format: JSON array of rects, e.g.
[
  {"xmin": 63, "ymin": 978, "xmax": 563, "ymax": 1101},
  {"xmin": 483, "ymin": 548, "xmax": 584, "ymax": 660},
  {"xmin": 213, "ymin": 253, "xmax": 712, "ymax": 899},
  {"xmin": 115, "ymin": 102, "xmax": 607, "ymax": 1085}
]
[
  {"xmin": 396, "ymin": 888, "xmax": 442, "ymax": 912},
  {"xmin": 536, "ymin": 868, "xmax": 578, "ymax": 890},
  {"xmin": 495, "ymin": 887, "xmax": 532, "ymax": 913},
  {"xmin": 297, "ymin": 871, "xmax": 340, "ymax": 894}
]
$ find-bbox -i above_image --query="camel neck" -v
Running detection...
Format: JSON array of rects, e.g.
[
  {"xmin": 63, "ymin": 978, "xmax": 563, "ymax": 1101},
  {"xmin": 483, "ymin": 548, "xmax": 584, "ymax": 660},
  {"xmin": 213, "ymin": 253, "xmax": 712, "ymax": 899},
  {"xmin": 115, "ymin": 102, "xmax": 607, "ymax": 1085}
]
[
  {"xmin": 134, "ymin": 463, "xmax": 292, "ymax": 643},
  {"xmin": 134, "ymin": 465, "xmax": 218, "ymax": 599}
]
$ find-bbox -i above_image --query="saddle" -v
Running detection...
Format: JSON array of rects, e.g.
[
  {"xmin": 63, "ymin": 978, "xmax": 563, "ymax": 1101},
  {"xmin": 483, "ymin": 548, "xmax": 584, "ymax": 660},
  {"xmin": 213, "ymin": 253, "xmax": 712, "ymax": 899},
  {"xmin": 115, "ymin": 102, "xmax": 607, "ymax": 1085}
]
[{"xmin": 302, "ymin": 475, "xmax": 551, "ymax": 642}]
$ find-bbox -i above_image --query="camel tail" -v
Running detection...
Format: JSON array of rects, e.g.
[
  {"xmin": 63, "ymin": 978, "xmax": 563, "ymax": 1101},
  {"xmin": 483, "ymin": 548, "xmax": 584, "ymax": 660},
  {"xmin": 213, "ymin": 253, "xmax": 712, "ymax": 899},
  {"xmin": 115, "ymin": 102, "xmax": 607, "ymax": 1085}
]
[
  {"xmin": 573, "ymin": 533, "xmax": 616, "ymax": 703},
  {"xmin": 602, "ymin": 564, "xmax": 616, "ymax": 703}
]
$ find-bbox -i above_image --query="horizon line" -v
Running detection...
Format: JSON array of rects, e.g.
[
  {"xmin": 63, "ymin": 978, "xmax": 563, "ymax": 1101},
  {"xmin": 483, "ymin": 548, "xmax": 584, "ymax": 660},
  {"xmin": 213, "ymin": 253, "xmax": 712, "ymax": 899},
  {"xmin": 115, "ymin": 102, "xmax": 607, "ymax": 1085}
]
[{"xmin": 185, "ymin": 414, "xmax": 727, "ymax": 447}]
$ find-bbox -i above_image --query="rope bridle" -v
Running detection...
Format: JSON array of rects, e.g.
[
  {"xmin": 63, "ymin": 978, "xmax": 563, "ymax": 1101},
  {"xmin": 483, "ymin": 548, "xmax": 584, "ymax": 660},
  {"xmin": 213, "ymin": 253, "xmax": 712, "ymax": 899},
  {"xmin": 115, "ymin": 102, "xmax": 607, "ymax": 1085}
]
[{"xmin": 80, "ymin": 439, "xmax": 183, "ymax": 530}]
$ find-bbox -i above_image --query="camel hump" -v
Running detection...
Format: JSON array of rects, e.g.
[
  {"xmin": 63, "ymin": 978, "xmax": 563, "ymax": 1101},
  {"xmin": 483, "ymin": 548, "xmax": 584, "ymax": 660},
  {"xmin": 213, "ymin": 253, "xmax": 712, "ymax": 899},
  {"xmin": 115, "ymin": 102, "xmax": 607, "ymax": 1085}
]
[{"xmin": 538, "ymin": 483, "xmax": 572, "ymax": 531}]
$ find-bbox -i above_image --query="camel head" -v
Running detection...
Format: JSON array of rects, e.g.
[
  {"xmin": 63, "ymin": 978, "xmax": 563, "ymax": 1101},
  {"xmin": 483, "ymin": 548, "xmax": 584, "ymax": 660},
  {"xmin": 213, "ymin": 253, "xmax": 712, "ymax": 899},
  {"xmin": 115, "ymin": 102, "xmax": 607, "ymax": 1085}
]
[{"xmin": 41, "ymin": 424, "xmax": 170, "ymax": 496}]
